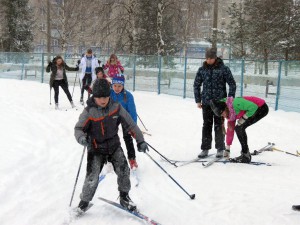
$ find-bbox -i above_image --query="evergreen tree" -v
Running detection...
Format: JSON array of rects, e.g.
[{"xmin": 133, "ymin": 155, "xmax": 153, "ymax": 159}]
[
  {"xmin": 226, "ymin": 2, "xmax": 248, "ymax": 58},
  {"xmin": 2, "ymin": 0, "xmax": 34, "ymax": 52}
]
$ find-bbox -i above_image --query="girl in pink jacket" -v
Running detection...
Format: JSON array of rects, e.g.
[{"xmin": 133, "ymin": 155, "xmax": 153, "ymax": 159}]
[
  {"xmin": 103, "ymin": 54, "xmax": 124, "ymax": 78},
  {"xmin": 210, "ymin": 96, "xmax": 269, "ymax": 163}
]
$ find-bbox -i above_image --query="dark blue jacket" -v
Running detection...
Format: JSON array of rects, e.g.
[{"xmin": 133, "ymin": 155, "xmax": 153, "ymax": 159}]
[
  {"xmin": 110, "ymin": 89, "xmax": 137, "ymax": 123},
  {"xmin": 193, "ymin": 58, "xmax": 236, "ymax": 105}
]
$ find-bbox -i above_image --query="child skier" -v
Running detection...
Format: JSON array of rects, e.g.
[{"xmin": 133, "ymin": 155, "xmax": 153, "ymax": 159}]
[
  {"xmin": 87, "ymin": 67, "xmax": 109, "ymax": 95},
  {"xmin": 110, "ymin": 74, "xmax": 138, "ymax": 169},
  {"xmin": 103, "ymin": 54, "xmax": 124, "ymax": 78},
  {"xmin": 210, "ymin": 96, "xmax": 269, "ymax": 163},
  {"xmin": 46, "ymin": 55, "xmax": 79, "ymax": 110},
  {"xmin": 74, "ymin": 79, "xmax": 148, "ymax": 213}
]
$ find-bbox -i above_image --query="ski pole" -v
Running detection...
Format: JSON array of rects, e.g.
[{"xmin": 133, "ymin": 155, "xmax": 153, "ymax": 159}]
[
  {"xmin": 137, "ymin": 114, "xmax": 148, "ymax": 131},
  {"xmin": 271, "ymin": 147, "xmax": 299, "ymax": 157},
  {"xmin": 72, "ymin": 71, "xmax": 78, "ymax": 98},
  {"xmin": 145, "ymin": 152, "xmax": 195, "ymax": 200},
  {"xmin": 49, "ymin": 87, "xmax": 52, "ymax": 105},
  {"xmin": 146, "ymin": 142, "xmax": 177, "ymax": 167},
  {"xmin": 69, "ymin": 146, "xmax": 86, "ymax": 207}
]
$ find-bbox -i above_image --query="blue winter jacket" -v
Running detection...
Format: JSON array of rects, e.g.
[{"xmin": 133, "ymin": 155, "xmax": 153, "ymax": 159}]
[
  {"xmin": 193, "ymin": 57, "xmax": 236, "ymax": 105},
  {"xmin": 110, "ymin": 89, "xmax": 137, "ymax": 123}
]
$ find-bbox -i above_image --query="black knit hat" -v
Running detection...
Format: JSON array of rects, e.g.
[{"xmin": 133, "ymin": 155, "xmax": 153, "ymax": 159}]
[
  {"xmin": 210, "ymin": 99, "xmax": 227, "ymax": 117},
  {"xmin": 95, "ymin": 67, "xmax": 104, "ymax": 74},
  {"xmin": 92, "ymin": 79, "xmax": 111, "ymax": 98},
  {"xmin": 205, "ymin": 48, "xmax": 217, "ymax": 59}
]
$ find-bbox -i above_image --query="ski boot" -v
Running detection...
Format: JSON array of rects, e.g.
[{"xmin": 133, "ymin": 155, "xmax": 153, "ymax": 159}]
[
  {"xmin": 119, "ymin": 192, "xmax": 137, "ymax": 211},
  {"xmin": 230, "ymin": 151, "xmax": 251, "ymax": 163},
  {"xmin": 198, "ymin": 150, "xmax": 209, "ymax": 158},
  {"xmin": 216, "ymin": 149, "xmax": 224, "ymax": 158},
  {"xmin": 292, "ymin": 205, "xmax": 300, "ymax": 211}
]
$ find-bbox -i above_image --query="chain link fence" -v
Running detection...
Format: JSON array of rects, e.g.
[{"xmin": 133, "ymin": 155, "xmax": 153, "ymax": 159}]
[{"xmin": 1, "ymin": 52, "xmax": 300, "ymax": 112}]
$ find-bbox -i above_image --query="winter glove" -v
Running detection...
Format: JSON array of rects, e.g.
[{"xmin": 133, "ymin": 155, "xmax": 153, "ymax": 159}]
[
  {"xmin": 77, "ymin": 59, "xmax": 81, "ymax": 65},
  {"xmin": 47, "ymin": 61, "xmax": 53, "ymax": 67},
  {"xmin": 75, "ymin": 65, "xmax": 79, "ymax": 71},
  {"xmin": 78, "ymin": 136, "xmax": 88, "ymax": 146},
  {"xmin": 137, "ymin": 141, "xmax": 149, "ymax": 153},
  {"xmin": 120, "ymin": 70, "xmax": 124, "ymax": 74},
  {"xmin": 237, "ymin": 115, "xmax": 248, "ymax": 126},
  {"xmin": 98, "ymin": 60, "xmax": 101, "ymax": 65}
]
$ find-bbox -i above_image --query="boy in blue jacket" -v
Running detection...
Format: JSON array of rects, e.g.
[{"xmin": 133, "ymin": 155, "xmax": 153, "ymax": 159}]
[{"xmin": 110, "ymin": 74, "xmax": 138, "ymax": 169}]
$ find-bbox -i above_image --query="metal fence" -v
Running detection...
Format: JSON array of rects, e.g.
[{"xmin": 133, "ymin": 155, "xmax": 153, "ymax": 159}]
[{"xmin": 1, "ymin": 52, "xmax": 300, "ymax": 112}]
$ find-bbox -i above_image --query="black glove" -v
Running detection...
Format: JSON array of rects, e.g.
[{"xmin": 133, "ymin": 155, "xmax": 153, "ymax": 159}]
[
  {"xmin": 77, "ymin": 59, "xmax": 81, "ymax": 65},
  {"xmin": 98, "ymin": 60, "xmax": 101, "ymax": 64},
  {"xmin": 75, "ymin": 65, "xmax": 79, "ymax": 71},
  {"xmin": 120, "ymin": 70, "xmax": 124, "ymax": 74},
  {"xmin": 78, "ymin": 136, "xmax": 88, "ymax": 146},
  {"xmin": 47, "ymin": 61, "xmax": 53, "ymax": 67},
  {"xmin": 137, "ymin": 141, "xmax": 149, "ymax": 153}
]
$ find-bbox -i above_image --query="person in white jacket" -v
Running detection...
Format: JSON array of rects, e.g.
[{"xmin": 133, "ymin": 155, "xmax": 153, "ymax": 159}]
[{"xmin": 78, "ymin": 49, "xmax": 100, "ymax": 103}]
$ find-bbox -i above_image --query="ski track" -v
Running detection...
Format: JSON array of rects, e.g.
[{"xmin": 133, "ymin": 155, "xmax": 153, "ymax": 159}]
[{"xmin": 0, "ymin": 79, "xmax": 300, "ymax": 225}]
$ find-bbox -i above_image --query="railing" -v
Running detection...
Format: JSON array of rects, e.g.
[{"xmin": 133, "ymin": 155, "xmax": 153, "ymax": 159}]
[{"xmin": 0, "ymin": 52, "xmax": 300, "ymax": 112}]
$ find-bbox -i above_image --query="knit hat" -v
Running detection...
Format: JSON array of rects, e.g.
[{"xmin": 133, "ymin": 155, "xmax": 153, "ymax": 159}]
[
  {"xmin": 210, "ymin": 99, "xmax": 227, "ymax": 117},
  {"xmin": 112, "ymin": 74, "xmax": 125, "ymax": 86},
  {"xmin": 205, "ymin": 48, "xmax": 217, "ymax": 59},
  {"xmin": 95, "ymin": 67, "xmax": 104, "ymax": 74},
  {"xmin": 92, "ymin": 79, "xmax": 111, "ymax": 98}
]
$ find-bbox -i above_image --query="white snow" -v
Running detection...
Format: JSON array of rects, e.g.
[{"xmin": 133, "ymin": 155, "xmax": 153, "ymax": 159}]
[{"xmin": 0, "ymin": 79, "xmax": 300, "ymax": 225}]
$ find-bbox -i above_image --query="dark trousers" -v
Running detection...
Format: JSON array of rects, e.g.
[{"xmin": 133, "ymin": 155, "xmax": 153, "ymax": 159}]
[
  {"xmin": 122, "ymin": 125, "xmax": 136, "ymax": 160},
  {"xmin": 53, "ymin": 80, "xmax": 72, "ymax": 104},
  {"xmin": 201, "ymin": 105, "xmax": 225, "ymax": 151},
  {"xmin": 80, "ymin": 147, "xmax": 130, "ymax": 202},
  {"xmin": 235, "ymin": 103, "xmax": 269, "ymax": 153},
  {"xmin": 81, "ymin": 73, "xmax": 92, "ymax": 97}
]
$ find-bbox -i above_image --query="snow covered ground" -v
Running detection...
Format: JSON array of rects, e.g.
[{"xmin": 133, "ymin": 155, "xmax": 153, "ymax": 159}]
[{"xmin": 0, "ymin": 79, "xmax": 300, "ymax": 225}]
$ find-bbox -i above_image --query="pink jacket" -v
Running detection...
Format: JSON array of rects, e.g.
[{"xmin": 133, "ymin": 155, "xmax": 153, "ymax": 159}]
[
  {"xmin": 226, "ymin": 96, "xmax": 265, "ymax": 147},
  {"xmin": 103, "ymin": 61, "xmax": 124, "ymax": 78}
]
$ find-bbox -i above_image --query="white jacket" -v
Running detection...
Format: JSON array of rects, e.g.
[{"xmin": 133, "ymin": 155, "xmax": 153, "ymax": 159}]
[{"xmin": 79, "ymin": 55, "xmax": 99, "ymax": 81}]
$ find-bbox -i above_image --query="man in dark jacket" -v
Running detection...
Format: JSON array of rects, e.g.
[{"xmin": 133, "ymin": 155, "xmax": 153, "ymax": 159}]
[
  {"xmin": 74, "ymin": 79, "xmax": 148, "ymax": 213},
  {"xmin": 193, "ymin": 48, "xmax": 236, "ymax": 158}
]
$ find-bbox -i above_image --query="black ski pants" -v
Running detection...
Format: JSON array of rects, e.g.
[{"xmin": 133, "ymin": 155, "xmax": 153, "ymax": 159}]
[
  {"xmin": 201, "ymin": 104, "xmax": 225, "ymax": 151},
  {"xmin": 53, "ymin": 79, "xmax": 72, "ymax": 104},
  {"xmin": 81, "ymin": 73, "xmax": 92, "ymax": 97},
  {"xmin": 122, "ymin": 125, "xmax": 136, "ymax": 160},
  {"xmin": 235, "ymin": 103, "xmax": 269, "ymax": 153}
]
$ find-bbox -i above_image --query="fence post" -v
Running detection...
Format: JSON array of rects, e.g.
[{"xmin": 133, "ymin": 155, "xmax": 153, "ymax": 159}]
[
  {"xmin": 240, "ymin": 59, "xmax": 245, "ymax": 96},
  {"xmin": 21, "ymin": 53, "xmax": 24, "ymax": 80},
  {"xmin": 133, "ymin": 55, "xmax": 136, "ymax": 91},
  {"xmin": 41, "ymin": 53, "xmax": 45, "ymax": 83},
  {"xmin": 183, "ymin": 56, "xmax": 187, "ymax": 98},
  {"xmin": 275, "ymin": 60, "xmax": 282, "ymax": 111},
  {"xmin": 158, "ymin": 55, "xmax": 162, "ymax": 95}
]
